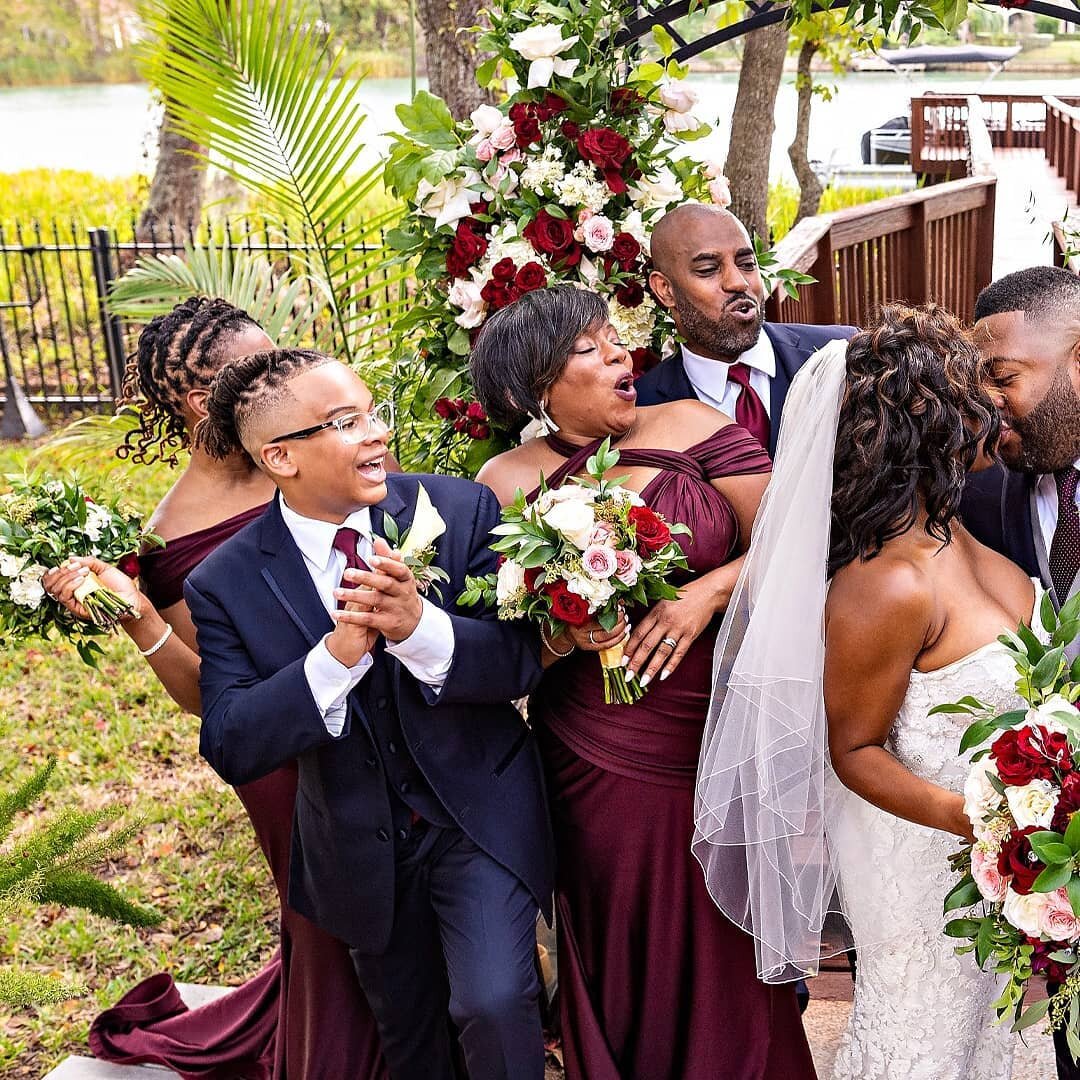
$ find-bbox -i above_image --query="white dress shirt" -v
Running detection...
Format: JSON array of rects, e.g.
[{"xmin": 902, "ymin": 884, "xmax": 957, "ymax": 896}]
[
  {"xmin": 1034, "ymin": 457, "xmax": 1080, "ymax": 560},
  {"xmin": 280, "ymin": 498, "xmax": 455, "ymax": 738},
  {"xmin": 680, "ymin": 332, "xmax": 776, "ymax": 419}
]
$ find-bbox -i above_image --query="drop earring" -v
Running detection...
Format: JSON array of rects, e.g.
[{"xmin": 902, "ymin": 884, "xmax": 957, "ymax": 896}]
[{"xmin": 536, "ymin": 400, "xmax": 560, "ymax": 434}]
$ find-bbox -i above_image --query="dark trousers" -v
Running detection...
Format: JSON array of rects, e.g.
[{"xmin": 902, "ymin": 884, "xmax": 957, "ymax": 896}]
[
  {"xmin": 1051, "ymin": 981, "xmax": 1080, "ymax": 1079},
  {"xmin": 350, "ymin": 823, "xmax": 544, "ymax": 1080}
]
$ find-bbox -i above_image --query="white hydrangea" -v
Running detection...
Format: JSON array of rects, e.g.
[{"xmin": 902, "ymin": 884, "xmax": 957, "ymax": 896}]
[
  {"xmin": 479, "ymin": 223, "xmax": 541, "ymax": 276},
  {"xmin": 10, "ymin": 574, "xmax": 45, "ymax": 609},
  {"xmin": 607, "ymin": 293, "xmax": 658, "ymax": 352},
  {"xmin": 554, "ymin": 162, "xmax": 610, "ymax": 214},
  {"xmin": 521, "ymin": 145, "xmax": 566, "ymax": 195}
]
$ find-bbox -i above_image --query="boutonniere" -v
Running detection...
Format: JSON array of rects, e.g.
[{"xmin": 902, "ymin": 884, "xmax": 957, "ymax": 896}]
[{"xmin": 382, "ymin": 483, "xmax": 450, "ymax": 598}]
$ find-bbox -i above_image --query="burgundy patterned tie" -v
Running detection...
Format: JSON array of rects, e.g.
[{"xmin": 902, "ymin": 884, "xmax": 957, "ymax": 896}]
[
  {"xmin": 1050, "ymin": 468, "xmax": 1080, "ymax": 603},
  {"xmin": 726, "ymin": 362, "xmax": 771, "ymax": 450},
  {"xmin": 332, "ymin": 527, "xmax": 370, "ymax": 609}
]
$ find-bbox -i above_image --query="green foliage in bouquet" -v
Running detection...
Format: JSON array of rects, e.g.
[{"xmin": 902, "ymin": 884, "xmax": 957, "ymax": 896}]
[
  {"xmin": 937, "ymin": 590, "xmax": 1080, "ymax": 1058},
  {"xmin": 0, "ymin": 473, "xmax": 162, "ymax": 667},
  {"xmin": 0, "ymin": 758, "xmax": 160, "ymax": 1007}
]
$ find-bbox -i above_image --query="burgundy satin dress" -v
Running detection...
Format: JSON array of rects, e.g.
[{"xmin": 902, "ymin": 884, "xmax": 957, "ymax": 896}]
[
  {"xmin": 89, "ymin": 505, "xmax": 388, "ymax": 1080},
  {"xmin": 529, "ymin": 428, "xmax": 816, "ymax": 1080}
]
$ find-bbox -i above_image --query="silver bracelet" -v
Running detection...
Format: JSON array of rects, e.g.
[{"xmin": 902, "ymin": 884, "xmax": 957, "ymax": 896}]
[
  {"xmin": 540, "ymin": 623, "xmax": 575, "ymax": 658},
  {"xmin": 139, "ymin": 623, "xmax": 174, "ymax": 657}
]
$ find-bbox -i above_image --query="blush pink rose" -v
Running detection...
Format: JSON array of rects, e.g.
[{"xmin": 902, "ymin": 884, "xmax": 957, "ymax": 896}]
[
  {"xmin": 1041, "ymin": 888, "xmax": 1080, "ymax": 943},
  {"xmin": 581, "ymin": 214, "xmax": 615, "ymax": 253},
  {"xmin": 475, "ymin": 138, "xmax": 496, "ymax": 163},
  {"xmin": 587, "ymin": 522, "xmax": 614, "ymax": 547},
  {"xmin": 971, "ymin": 847, "xmax": 1008, "ymax": 903},
  {"xmin": 490, "ymin": 123, "xmax": 518, "ymax": 152},
  {"xmin": 582, "ymin": 544, "xmax": 618, "ymax": 580},
  {"xmin": 614, "ymin": 547, "xmax": 642, "ymax": 586}
]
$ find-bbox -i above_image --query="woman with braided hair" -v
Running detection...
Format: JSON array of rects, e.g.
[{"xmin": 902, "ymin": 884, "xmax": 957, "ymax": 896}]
[{"xmin": 44, "ymin": 298, "xmax": 387, "ymax": 1079}]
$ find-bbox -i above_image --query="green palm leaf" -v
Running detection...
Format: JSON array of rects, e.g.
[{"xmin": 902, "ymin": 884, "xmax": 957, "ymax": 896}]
[{"xmin": 137, "ymin": 0, "xmax": 409, "ymax": 365}]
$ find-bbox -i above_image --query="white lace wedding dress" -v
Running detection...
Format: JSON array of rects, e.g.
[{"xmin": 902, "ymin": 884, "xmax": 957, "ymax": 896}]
[{"xmin": 829, "ymin": 589, "xmax": 1045, "ymax": 1080}]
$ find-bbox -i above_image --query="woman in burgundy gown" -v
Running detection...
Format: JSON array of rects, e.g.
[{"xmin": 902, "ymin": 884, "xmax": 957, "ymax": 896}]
[
  {"xmin": 44, "ymin": 298, "xmax": 386, "ymax": 1080},
  {"xmin": 471, "ymin": 287, "xmax": 816, "ymax": 1079}
]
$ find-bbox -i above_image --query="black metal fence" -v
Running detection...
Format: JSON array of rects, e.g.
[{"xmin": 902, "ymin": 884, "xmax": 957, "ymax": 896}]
[{"xmin": 0, "ymin": 217, "xmax": 378, "ymax": 438}]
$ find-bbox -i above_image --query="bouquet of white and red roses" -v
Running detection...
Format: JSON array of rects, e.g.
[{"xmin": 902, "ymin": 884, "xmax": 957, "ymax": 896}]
[
  {"xmin": 941, "ymin": 592, "xmax": 1080, "ymax": 1058},
  {"xmin": 459, "ymin": 439, "xmax": 689, "ymax": 704},
  {"xmin": 0, "ymin": 474, "xmax": 161, "ymax": 666}
]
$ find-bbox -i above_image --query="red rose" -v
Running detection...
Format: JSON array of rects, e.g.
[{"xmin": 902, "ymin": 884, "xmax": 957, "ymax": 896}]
[
  {"xmin": 453, "ymin": 416, "xmax": 469, "ymax": 433},
  {"xmin": 605, "ymin": 170, "xmax": 628, "ymax": 195},
  {"xmin": 630, "ymin": 348, "xmax": 661, "ymax": 378},
  {"xmin": 465, "ymin": 401, "xmax": 487, "ymax": 422},
  {"xmin": 523, "ymin": 566, "xmax": 543, "ymax": 593},
  {"xmin": 998, "ymin": 825, "xmax": 1045, "ymax": 895},
  {"xmin": 609, "ymin": 87, "xmax": 645, "ymax": 116},
  {"xmin": 541, "ymin": 92, "xmax": 568, "ymax": 117},
  {"xmin": 434, "ymin": 397, "xmax": 458, "ymax": 420},
  {"xmin": 118, "ymin": 552, "xmax": 141, "ymax": 579},
  {"xmin": 561, "ymin": 120, "xmax": 581, "ymax": 141},
  {"xmin": 577, "ymin": 127, "xmax": 632, "ymax": 172},
  {"xmin": 469, "ymin": 199, "xmax": 490, "ymax": 216},
  {"xmin": 509, "ymin": 102, "xmax": 543, "ymax": 147},
  {"xmin": 611, "ymin": 232, "xmax": 641, "ymax": 269},
  {"xmin": 615, "ymin": 280, "xmax": 645, "ymax": 308},
  {"xmin": 481, "ymin": 279, "xmax": 521, "ymax": 311},
  {"xmin": 523, "ymin": 210, "xmax": 581, "ymax": 268},
  {"xmin": 515, "ymin": 261, "xmax": 547, "ymax": 293},
  {"xmin": 1027, "ymin": 936, "xmax": 1071, "ymax": 981},
  {"xmin": 628, "ymin": 505, "xmax": 672, "ymax": 554},
  {"xmin": 491, "ymin": 257, "xmax": 517, "ymax": 282},
  {"xmin": 466, "ymin": 422, "xmax": 490, "ymax": 440},
  {"xmin": 1053, "ymin": 772, "xmax": 1080, "ymax": 832},
  {"xmin": 446, "ymin": 221, "xmax": 488, "ymax": 278},
  {"xmin": 991, "ymin": 728, "xmax": 1054, "ymax": 785},
  {"xmin": 545, "ymin": 579, "xmax": 591, "ymax": 627}
]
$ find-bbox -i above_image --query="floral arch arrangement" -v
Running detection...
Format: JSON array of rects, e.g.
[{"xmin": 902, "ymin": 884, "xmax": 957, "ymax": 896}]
[{"xmin": 385, "ymin": 0, "xmax": 735, "ymax": 473}]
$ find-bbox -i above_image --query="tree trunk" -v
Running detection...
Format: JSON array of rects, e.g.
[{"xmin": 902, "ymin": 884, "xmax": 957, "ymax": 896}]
[
  {"xmin": 414, "ymin": 0, "xmax": 496, "ymax": 120},
  {"xmin": 723, "ymin": 21, "xmax": 789, "ymax": 241},
  {"xmin": 136, "ymin": 107, "xmax": 206, "ymax": 245},
  {"xmin": 788, "ymin": 38, "xmax": 824, "ymax": 224}
]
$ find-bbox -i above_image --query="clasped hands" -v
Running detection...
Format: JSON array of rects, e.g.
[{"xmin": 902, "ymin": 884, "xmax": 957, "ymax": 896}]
[{"xmin": 326, "ymin": 537, "xmax": 422, "ymax": 668}]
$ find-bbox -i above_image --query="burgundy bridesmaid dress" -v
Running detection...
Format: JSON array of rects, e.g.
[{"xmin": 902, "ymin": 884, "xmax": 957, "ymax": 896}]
[
  {"xmin": 89, "ymin": 505, "xmax": 388, "ymax": 1080},
  {"xmin": 529, "ymin": 428, "xmax": 817, "ymax": 1080}
]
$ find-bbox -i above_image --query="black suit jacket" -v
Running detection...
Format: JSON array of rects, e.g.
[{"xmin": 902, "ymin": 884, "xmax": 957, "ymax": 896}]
[
  {"xmin": 186, "ymin": 473, "xmax": 554, "ymax": 951},
  {"xmin": 633, "ymin": 322, "xmax": 858, "ymax": 457},
  {"xmin": 961, "ymin": 463, "xmax": 1042, "ymax": 582}
]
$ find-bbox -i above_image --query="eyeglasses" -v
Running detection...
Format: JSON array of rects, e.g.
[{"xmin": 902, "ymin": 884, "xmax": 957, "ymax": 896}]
[{"xmin": 270, "ymin": 401, "xmax": 395, "ymax": 446}]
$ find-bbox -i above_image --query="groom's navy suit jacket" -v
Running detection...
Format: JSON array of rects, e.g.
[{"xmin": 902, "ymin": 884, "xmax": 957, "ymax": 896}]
[
  {"xmin": 962, "ymin": 464, "xmax": 1042, "ymax": 583},
  {"xmin": 185, "ymin": 473, "xmax": 554, "ymax": 953},
  {"xmin": 633, "ymin": 322, "xmax": 857, "ymax": 457}
]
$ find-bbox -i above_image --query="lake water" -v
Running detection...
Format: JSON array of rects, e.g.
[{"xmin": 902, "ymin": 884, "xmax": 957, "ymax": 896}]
[{"xmin": 0, "ymin": 71, "xmax": 1075, "ymax": 181}]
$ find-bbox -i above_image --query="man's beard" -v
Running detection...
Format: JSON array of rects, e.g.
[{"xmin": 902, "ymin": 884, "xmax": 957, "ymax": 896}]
[
  {"xmin": 1003, "ymin": 364, "xmax": 1080, "ymax": 474},
  {"xmin": 672, "ymin": 286, "xmax": 765, "ymax": 359}
]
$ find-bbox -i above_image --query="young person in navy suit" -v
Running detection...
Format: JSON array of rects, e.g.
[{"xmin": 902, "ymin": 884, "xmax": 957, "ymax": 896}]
[
  {"xmin": 634, "ymin": 202, "xmax": 856, "ymax": 457},
  {"xmin": 184, "ymin": 348, "xmax": 553, "ymax": 1080}
]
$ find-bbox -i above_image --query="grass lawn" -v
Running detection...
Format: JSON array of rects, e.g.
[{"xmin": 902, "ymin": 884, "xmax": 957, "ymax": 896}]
[{"xmin": 0, "ymin": 439, "xmax": 279, "ymax": 1078}]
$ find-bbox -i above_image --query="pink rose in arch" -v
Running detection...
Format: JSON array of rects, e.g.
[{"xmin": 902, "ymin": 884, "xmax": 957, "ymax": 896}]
[
  {"xmin": 971, "ymin": 847, "xmax": 1008, "ymax": 903},
  {"xmin": 614, "ymin": 547, "xmax": 643, "ymax": 587},
  {"xmin": 475, "ymin": 138, "xmax": 496, "ymax": 163},
  {"xmin": 1041, "ymin": 888, "xmax": 1080, "ymax": 943},
  {"xmin": 582, "ymin": 544, "xmax": 618, "ymax": 580}
]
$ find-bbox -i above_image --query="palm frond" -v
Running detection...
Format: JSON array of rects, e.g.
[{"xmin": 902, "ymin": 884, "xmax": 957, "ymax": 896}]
[
  {"xmin": 137, "ymin": 0, "xmax": 410, "ymax": 364},
  {"xmin": 34, "ymin": 410, "xmax": 162, "ymax": 480}
]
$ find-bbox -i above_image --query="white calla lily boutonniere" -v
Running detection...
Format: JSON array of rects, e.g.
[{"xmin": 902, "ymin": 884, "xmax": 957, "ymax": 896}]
[{"xmin": 382, "ymin": 484, "xmax": 450, "ymax": 598}]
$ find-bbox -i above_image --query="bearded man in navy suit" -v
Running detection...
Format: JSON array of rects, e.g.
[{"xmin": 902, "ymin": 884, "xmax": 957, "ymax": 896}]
[{"xmin": 634, "ymin": 203, "xmax": 856, "ymax": 456}]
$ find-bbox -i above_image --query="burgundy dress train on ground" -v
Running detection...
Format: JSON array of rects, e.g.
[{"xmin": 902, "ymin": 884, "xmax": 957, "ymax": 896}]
[
  {"xmin": 528, "ymin": 427, "xmax": 817, "ymax": 1080},
  {"xmin": 89, "ymin": 505, "xmax": 387, "ymax": 1080}
]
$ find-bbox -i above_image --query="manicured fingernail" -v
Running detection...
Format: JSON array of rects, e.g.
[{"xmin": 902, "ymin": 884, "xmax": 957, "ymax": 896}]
[
  {"xmin": 659, "ymin": 669, "xmax": 670, "ymax": 682},
  {"xmin": 621, "ymin": 655, "xmax": 630, "ymax": 667},
  {"xmin": 640, "ymin": 673, "xmax": 652, "ymax": 688},
  {"xmin": 369, "ymin": 556, "xmax": 381, "ymax": 567},
  {"xmin": 625, "ymin": 668, "xmax": 636, "ymax": 681}
]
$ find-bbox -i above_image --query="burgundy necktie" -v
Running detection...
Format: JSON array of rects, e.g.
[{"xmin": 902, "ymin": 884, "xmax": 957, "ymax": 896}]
[
  {"xmin": 726, "ymin": 362, "xmax": 770, "ymax": 450},
  {"xmin": 1050, "ymin": 468, "xmax": 1080, "ymax": 603},
  {"xmin": 332, "ymin": 527, "xmax": 370, "ymax": 609}
]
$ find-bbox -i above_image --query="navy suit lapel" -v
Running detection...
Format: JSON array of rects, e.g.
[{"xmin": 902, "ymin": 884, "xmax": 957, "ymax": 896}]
[
  {"xmin": 1002, "ymin": 470, "xmax": 1041, "ymax": 582},
  {"xmin": 656, "ymin": 351, "xmax": 697, "ymax": 403},
  {"xmin": 369, "ymin": 481, "xmax": 409, "ymax": 550},
  {"xmin": 763, "ymin": 324, "xmax": 802, "ymax": 458}
]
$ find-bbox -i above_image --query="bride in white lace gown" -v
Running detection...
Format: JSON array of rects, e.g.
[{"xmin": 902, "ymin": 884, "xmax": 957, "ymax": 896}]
[{"xmin": 694, "ymin": 308, "xmax": 1041, "ymax": 1080}]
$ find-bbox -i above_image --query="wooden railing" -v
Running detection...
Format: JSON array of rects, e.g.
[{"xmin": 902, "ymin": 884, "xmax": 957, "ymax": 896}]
[
  {"xmin": 910, "ymin": 94, "xmax": 997, "ymax": 180},
  {"xmin": 765, "ymin": 177, "xmax": 996, "ymax": 326},
  {"xmin": 1046, "ymin": 96, "xmax": 1080, "ymax": 197}
]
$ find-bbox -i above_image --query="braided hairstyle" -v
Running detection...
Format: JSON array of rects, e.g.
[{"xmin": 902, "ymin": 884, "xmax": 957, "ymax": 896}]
[
  {"xmin": 829, "ymin": 303, "xmax": 1000, "ymax": 577},
  {"xmin": 194, "ymin": 348, "xmax": 334, "ymax": 461},
  {"xmin": 118, "ymin": 297, "xmax": 264, "ymax": 465}
]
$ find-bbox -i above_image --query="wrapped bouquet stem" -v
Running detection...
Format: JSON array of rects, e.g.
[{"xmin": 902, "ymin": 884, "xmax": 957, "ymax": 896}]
[{"xmin": 459, "ymin": 438, "xmax": 689, "ymax": 705}]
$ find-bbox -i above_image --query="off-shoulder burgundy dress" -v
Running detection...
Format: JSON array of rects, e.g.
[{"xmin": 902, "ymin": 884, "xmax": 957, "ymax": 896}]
[
  {"xmin": 89, "ymin": 505, "xmax": 388, "ymax": 1080},
  {"xmin": 528, "ymin": 427, "xmax": 816, "ymax": 1080}
]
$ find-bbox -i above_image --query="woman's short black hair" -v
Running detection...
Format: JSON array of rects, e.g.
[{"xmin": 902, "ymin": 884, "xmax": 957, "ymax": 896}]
[
  {"xmin": 469, "ymin": 286, "xmax": 609, "ymax": 430},
  {"xmin": 829, "ymin": 303, "xmax": 1000, "ymax": 576}
]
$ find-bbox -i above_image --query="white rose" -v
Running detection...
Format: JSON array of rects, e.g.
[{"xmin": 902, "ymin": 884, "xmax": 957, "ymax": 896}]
[
  {"xmin": 708, "ymin": 175, "xmax": 733, "ymax": 208},
  {"xmin": 447, "ymin": 278, "xmax": 487, "ymax": 329},
  {"xmin": 1003, "ymin": 887, "xmax": 1051, "ymax": 937},
  {"xmin": 578, "ymin": 255, "xmax": 602, "ymax": 287},
  {"xmin": 544, "ymin": 499, "xmax": 596, "ymax": 550},
  {"xmin": 21, "ymin": 563, "xmax": 46, "ymax": 583},
  {"xmin": 1006, "ymin": 778, "xmax": 1060, "ymax": 830},
  {"xmin": 629, "ymin": 167, "xmax": 683, "ymax": 211},
  {"xmin": 10, "ymin": 575, "xmax": 45, "ymax": 610},
  {"xmin": 0, "ymin": 552, "xmax": 27, "ymax": 578},
  {"xmin": 470, "ymin": 104, "xmax": 505, "ymax": 139},
  {"xmin": 581, "ymin": 214, "xmax": 615, "ymax": 253},
  {"xmin": 415, "ymin": 170, "xmax": 484, "ymax": 230},
  {"xmin": 1027, "ymin": 696, "xmax": 1079, "ymax": 735},
  {"xmin": 963, "ymin": 759, "xmax": 1005, "ymax": 836},
  {"xmin": 566, "ymin": 572, "xmax": 616, "ymax": 612},
  {"xmin": 611, "ymin": 486, "xmax": 645, "ymax": 508},
  {"xmin": 495, "ymin": 559, "xmax": 527, "ymax": 605},
  {"xmin": 659, "ymin": 82, "xmax": 698, "ymax": 114},
  {"xmin": 508, "ymin": 24, "xmax": 580, "ymax": 88},
  {"xmin": 663, "ymin": 110, "xmax": 699, "ymax": 135}
]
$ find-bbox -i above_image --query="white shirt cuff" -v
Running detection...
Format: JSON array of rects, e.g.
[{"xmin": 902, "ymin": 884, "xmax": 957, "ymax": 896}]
[
  {"xmin": 305, "ymin": 635, "xmax": 373, "ymax": 737},
  {"xmin": 386, "ymin": 598, "xmax": 454, "ymax": 690}
]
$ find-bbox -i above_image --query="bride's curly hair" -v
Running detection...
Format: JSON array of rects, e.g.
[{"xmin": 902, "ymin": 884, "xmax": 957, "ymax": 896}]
[{"xmin": 828, "ymin": 303, "xmax": 1000, "ymax": 577}]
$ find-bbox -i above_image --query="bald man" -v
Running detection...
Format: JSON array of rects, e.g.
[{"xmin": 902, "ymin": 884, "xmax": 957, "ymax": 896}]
[{"xmin": 635, "ymin": 203, "xmax": 856, "ymax": 457}]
